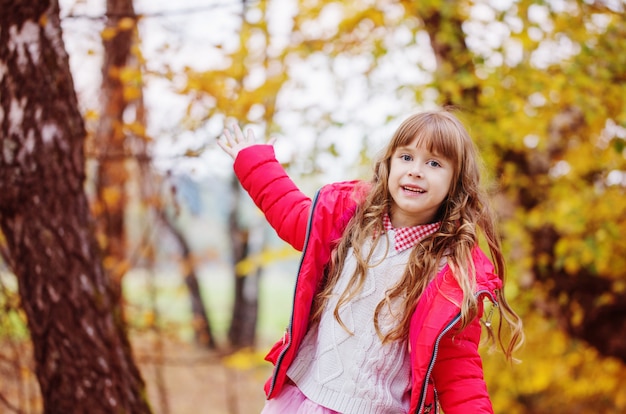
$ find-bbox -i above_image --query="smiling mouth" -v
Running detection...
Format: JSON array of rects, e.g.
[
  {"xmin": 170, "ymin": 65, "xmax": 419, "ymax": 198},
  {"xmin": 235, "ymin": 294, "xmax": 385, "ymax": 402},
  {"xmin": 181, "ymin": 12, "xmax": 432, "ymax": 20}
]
[{"xmin": 403, "ymin": 186, "xmax": 425, "ymax": 194}]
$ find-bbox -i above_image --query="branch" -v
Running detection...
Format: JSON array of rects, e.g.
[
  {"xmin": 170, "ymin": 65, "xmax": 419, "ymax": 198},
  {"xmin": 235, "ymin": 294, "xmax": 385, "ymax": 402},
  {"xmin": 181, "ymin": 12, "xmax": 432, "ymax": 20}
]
[{"xmin": 61, "ymin": 1, "xmax": 243, "ymax": 21}]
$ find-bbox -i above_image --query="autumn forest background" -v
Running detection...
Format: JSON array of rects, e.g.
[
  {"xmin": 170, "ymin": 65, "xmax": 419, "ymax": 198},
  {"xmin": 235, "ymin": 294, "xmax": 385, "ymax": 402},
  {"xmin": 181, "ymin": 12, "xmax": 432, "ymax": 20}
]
[{"xmin": 1, "ymin": 0, "xmax": 625, "ymax": 413}]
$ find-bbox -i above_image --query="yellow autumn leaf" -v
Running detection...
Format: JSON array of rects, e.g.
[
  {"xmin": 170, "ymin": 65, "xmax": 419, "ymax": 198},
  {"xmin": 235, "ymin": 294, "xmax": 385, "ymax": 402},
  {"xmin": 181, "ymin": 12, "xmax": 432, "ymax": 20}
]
[
  {"xmin": 118, "ymin": 17, "xmax": 136, "ymax": 31},
  {"xmin": 101, "ymin": 27, "xmax": 118, "ymax": 41},
  {"xmin": 101, "ymin": 186, "xmax": 122, "ymax": 207},
  {"xmin": 119, "ymin": 67, "xmax": 142, "ymax": 84},
  {"xmin": 123, "ymin": 85, "xmax": 142, "ymax": 101},
  {"xmin": 125, "ymin": 121, "xmax": 147, "ymax": 139},
  {"xmin": 235, "ymin": 246, "xmax": 299, "ymax": 275},
  {"xmin": 143, "ymin": 310, "xmax": 155, "ymax": 327},
  {"xmin": 222, "ymin": 348, "xmax": 267, "ymax": 370},
  {"xmin": 84, "ymin": 109, "xmax": 99, "ymax": 121}
]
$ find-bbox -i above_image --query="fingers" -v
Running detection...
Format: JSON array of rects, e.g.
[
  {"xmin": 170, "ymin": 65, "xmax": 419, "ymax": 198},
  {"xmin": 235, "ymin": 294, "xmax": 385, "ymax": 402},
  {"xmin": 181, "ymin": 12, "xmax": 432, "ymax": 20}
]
[
  {"xmin": 217, "ymin": 122, "xmax": 279, "ymax": 163},
  {"xmin": 216, "ymin": 136, "xmax": 233, "ymax": 157},
  {"xmin": 218, "ymin": 124, "xmax": 264, "ymax": 160},
  {"xmin": 221, "ymin": 125, "xmax": 239, "ymax": 148},
  {"xmin": 227, "ymin": 123, "xmax": 245, "ymax": 143},
  {"xmin": 222, "ymin": 124, "xmax": 253, "ymax": 146},
  {"xmin": 246, "ymin": 127, "xmax": 255, "ymax": 143}
]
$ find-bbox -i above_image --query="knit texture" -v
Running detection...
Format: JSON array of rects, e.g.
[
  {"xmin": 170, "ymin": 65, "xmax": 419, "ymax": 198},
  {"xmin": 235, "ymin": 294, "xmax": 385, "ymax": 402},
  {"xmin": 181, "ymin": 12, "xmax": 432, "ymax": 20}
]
[{"xmin": 287, "ymin": 231, "xmax": 414, "ymax": 414}]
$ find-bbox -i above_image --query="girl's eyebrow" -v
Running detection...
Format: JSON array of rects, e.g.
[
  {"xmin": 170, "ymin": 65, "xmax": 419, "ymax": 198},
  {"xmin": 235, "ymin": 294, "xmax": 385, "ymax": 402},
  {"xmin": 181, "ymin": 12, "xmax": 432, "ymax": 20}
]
[{"xmin": 396, "ymin": 145, "xmax": 442, "ymax": 158}]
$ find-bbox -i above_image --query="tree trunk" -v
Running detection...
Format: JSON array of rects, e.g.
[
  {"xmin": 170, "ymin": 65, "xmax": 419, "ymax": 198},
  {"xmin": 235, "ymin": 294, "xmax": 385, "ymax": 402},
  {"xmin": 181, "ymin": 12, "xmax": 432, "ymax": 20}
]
[
  {"xmin": 93, "ymin": 0, "xmax": 137, "ymax": 292},
  {"xmin": 227, "ymin": 176, "xmax": 261, "ymax": 350},
  {"xmin": 416, "ymin": 2, "xmax": 480, "ymax": 107},
  {"xmin": 157, "ymin": 208, "xmax": 217, "ymax": 349},
  {"xmin": 0, "ymin": 1, "xmax": 151, "ymax": 412}
]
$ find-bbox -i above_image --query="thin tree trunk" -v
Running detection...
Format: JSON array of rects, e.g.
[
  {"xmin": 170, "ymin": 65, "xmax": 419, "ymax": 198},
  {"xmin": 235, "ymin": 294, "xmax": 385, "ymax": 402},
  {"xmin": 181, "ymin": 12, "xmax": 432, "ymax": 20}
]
[
  {"xmin": 227, "ymin": 177, "xmax": 261, "ymax": 350},
  {"xmin": 94, "ymin": 0, "xmax": 137, "ymax": 294},
  {"xmin": 416, "ymin": 2, "xmax": 479, "ymax": 107},
  {"xmin": 157, "ymin": 208, "xmax": 217, "ymax": 349},
  {"xmin": 0, "ymin": 1, "xmax": 151, "ymax": 412},
  {"xmin": 224, "ymin": 0, "xmax": 263, "ymax": 351}
]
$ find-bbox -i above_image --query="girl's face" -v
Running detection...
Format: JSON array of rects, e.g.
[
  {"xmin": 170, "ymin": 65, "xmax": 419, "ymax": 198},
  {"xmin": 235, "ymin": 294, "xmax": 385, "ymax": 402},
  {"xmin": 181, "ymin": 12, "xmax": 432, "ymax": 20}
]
[{"xmin": 387, "ymin": 141, "xmax": 454, "ymax": 227}]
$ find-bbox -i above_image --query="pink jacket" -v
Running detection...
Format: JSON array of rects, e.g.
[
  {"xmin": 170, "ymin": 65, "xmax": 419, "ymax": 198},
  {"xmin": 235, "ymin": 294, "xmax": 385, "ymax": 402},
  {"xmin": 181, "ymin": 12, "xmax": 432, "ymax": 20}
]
[{"xmin": 234, "ymin": 145, "xmax": 499, "ymax": 414}]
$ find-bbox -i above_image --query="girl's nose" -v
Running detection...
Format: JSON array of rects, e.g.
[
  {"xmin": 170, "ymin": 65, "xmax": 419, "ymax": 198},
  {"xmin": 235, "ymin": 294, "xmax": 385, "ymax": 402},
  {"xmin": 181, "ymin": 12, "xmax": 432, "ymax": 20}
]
[{"xmin": 409, "ymin": 163, "xmax": 423, "ymax": 178}]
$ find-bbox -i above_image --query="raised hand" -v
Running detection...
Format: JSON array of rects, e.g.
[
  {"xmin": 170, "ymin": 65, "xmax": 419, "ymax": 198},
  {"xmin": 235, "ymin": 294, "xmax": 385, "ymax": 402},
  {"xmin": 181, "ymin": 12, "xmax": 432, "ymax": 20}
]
[{"xmin": 218, "ymin": 124, "xmax": 274, "ymax": 160}]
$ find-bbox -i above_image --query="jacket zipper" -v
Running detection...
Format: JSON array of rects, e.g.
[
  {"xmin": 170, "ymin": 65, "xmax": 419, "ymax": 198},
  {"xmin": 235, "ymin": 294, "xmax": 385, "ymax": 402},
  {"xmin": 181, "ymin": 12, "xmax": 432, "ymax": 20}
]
[
  {"xmin": 415, "ymin": 289, "xmax": 498, "ymax": 413},
  {"xmin": 265, "ymin": 195, "xmax": 501, "ymax": 409},
  {"xmin": 266, "ymin": 190, "xmax": 321, "ymax": 397}
]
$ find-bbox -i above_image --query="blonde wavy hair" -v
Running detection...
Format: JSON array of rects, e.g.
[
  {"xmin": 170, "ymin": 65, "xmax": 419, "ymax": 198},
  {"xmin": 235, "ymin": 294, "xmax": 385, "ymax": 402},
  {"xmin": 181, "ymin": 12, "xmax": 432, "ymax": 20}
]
[{"xmin": 310, "ymin": 109, "xmax": 523, "ymax": 361}]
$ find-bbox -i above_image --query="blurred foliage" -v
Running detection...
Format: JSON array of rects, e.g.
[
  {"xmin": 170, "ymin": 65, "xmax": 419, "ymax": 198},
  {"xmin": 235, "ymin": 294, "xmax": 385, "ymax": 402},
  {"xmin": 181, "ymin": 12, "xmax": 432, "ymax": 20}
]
[{"xmin": 482, "ymin": 306, "xmax": 626, "ymax": 413}]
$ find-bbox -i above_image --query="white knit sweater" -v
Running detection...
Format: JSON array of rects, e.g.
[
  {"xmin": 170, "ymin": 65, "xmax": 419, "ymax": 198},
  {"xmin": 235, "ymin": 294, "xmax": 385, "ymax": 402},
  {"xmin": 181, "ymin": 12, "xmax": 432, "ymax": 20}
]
[{"xmin": 287, "ymin": 231, "xmax": 412, "ymax": 414}]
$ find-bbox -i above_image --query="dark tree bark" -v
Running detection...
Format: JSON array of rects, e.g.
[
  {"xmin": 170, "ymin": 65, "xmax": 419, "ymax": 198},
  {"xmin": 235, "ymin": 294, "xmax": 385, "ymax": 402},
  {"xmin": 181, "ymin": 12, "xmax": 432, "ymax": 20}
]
[
  {"xmin": 94, "ymin": 0, "xmax": 137, "ymax": 292},
  {"xmin": 157, "ymin": 208, "xmax": 217, "ymax": 349},
  {"xmin": 0, "ymin": 1, "xmax": 151, "ymax": 412},
  {"xmin": 227, "ymin": 176, "xmax": 261, "ymax": 350}
]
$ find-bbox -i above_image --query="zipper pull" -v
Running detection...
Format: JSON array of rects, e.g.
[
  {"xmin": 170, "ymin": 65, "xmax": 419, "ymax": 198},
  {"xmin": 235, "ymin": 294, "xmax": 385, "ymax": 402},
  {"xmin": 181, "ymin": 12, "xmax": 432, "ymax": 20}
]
[{"xmin": 484, "ymin": 303, "xmax": 496, "ymax": 328}]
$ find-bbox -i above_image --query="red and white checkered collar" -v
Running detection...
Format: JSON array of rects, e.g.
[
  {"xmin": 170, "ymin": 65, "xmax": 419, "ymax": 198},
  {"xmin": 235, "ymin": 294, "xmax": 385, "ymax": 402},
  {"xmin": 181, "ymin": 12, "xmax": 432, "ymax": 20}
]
[{"xmin": 382, "ymin": 214, "xmax": 440, "ymax": 253}]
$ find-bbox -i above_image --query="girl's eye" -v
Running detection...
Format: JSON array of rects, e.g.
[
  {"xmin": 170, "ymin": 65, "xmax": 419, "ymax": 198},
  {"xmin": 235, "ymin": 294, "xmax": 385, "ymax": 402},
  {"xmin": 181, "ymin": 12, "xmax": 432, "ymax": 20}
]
[
  {"xmin": 427, "ymin": 160, "xmax": 441, "ymax": 168},
  {"xmin": 400, "ymin": 154, "xmax": 412, "ymax": 161}
]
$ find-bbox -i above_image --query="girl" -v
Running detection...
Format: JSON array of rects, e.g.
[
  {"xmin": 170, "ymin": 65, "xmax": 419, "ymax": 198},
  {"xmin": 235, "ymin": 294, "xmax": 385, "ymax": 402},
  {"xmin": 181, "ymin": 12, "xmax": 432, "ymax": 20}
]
[{"xmin": 218, "ymin": 110, "xmax": 523, "ymax": 414}]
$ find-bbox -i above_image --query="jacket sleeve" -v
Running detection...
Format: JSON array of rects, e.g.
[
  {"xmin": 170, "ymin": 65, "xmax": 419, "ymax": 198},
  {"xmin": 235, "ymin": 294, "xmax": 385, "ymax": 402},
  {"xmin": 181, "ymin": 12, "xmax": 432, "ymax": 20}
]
[
  {"xmin": 233, "ymin": 145, "xmax": 311, "ymax": 251},
  {"xmin": 432, "ymin": 317, "xmax": 494, "ymax": 414}
]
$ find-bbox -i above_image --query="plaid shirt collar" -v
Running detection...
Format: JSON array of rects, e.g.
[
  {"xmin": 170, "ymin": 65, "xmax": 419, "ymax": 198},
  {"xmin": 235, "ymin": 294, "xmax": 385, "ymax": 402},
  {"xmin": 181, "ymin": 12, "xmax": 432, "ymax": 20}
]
[{"xmin": 382, "ymin": 214, "xmax": 440, "ymax": 253}]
